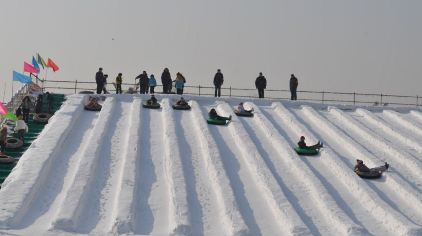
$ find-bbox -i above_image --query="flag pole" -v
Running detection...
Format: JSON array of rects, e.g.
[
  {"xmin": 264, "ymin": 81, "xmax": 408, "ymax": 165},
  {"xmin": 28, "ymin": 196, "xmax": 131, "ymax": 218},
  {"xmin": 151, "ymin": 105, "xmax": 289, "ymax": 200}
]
[{"xmin": 2, "ymin": 81, "xmax": 6, "ymax": 101}]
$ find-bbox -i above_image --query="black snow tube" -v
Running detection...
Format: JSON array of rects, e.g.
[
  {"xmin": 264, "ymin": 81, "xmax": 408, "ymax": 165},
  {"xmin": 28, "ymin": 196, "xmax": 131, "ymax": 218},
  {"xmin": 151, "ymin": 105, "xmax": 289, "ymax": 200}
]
[
  {"xmin": 0, "ymin": 154, "xmax": 15, "ymax": 164},
  {"xmin": 234, "ymin": 110, "xmax": 253, "ymax": 117},
  {"xmin": 5, "ymin": 138, "xmax": 24, "ymax": 150},
  {"xmin": 294, "ymin": 147, "xmax": 319, "ymax": 156},
  {"xmin": 172, "ymin": 104, "xmax": 191, "ymax": 110},
  {"xmin": 79, "ymin": 90, "xmax": 95, "ymax": 94},
  {"xmin": 33, "ymin": 113, "xmax": 51, "ymax": 124},
  {"xmin": 143, "ymin": 102, "xmax": 161, "ymax": 109},
  {"xmin": 84, "ymin": 104, "xmax": 102, "ymax": 111},
  {"xmin": 355, "ymin": 170, "xmax": 383, "ymax": 179}
]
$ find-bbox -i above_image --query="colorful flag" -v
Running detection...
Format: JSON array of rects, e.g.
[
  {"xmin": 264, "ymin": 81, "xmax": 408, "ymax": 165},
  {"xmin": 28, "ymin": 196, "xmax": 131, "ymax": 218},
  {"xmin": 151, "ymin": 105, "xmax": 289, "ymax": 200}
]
[
  {"xmin": 37, "ymin": 53, "xmax": 47, "ymax": 69},
  {"xmin": 47, "ymin": 58, "xmax": 59, "ymax": 72},
  {"xmin": 0, "ymin": 102, "xmax": 7, "ymax": 115},
  {"xmin": 4, "ymin": 112, "xmax": 17, "ymax": 122},
  {"xmin": 32, "ymin": 56, "xmax": 40, "ymax": 71},
  {"xmin": 24, "ymin": 62, "xmax": 39, "ymax": 74},
  {"xmin": 13, "ymin": 70, "xmax": 33, "ymax": 84}
]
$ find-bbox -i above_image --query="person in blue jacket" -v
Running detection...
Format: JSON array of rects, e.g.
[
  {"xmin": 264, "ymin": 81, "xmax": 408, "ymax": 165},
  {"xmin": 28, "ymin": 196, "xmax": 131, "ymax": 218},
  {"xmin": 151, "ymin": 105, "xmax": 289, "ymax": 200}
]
[
  {"xmin": 149, "ymin": 74, "xmax": 157, "ymax": 94},
  {"xmin": 175, "ymin": 72, "xmax": 186, "ymax": 95}
]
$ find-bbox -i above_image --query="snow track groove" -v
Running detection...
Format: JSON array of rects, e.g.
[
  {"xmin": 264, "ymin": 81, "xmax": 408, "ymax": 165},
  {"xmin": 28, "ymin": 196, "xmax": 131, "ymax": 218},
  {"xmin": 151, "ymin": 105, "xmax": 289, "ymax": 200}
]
[
  {"xmin": 217, "ymin": 102, "xmax": 311, "ymax": 236},
  {"xmin": 190, "ymin": 101, "xmax": 249, "ymax": 236},
  {"xmin": 249, "ymin": 103, "xmax": 368, "ymax": 236},
  {"xmin": 299, "ymin": 106, "xmax": 422, "ymax": 236},
  {"xmin": 51, "ymin": 97, "xmax": 118, "ymax": 232},
  {"xmin": 383, "ymin": 110, "xmax": 422, "ymax": 139},
  {"xmin": 410, "ymin": 110, "xmax": 422, "ymax": 123}
]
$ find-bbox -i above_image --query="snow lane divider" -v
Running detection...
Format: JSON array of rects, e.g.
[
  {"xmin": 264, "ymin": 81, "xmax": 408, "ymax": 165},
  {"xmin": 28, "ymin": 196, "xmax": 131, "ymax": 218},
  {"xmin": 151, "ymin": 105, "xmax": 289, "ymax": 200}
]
[
  {"xmin": 253, "ymin": 103, "xmax": 367, "ymax": 236},
  {"xmin": 161, "ymin": 99, "xmax": 192, "ymax": 235},
  {"xmin": 357, "ymin": 109, "xmax": 422, "ymax": 154},
  {"xmin": 190, "ymin": 101, "xmax": 249, "ymax": 236},
  {"xmin": 328, "ymin": 108, "xmax": 422, "ymax": 219},
  {"xmin": 109, "ymin": 97, "xmax": 141, "ymax": 234},
  {"xmin": 410, "ymin": 110, "xmax": 422, "ymax": 123},
  {"xmin": 301, "ymin": 106, "xmax": 422, "ymax": 236},
  {"xmin": 51, "ymin": 97, "xmax": 117, "ymax": 232},
  {"xmin": 384, "ymin": 110, "xmax": 422, "ymax": 139},
  {"xmin": 0, "ymin": 95, "xmax": 84, "ymax": 228},
  {"xmin": 218, "ymin": 102, "xmax": 311, "ymax": 235}
]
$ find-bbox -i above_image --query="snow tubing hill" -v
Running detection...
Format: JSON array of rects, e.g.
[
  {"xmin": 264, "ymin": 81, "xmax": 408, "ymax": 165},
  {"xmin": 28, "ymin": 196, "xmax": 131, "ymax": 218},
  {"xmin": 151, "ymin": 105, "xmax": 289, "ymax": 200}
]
[
  {"xmin": 143, "ymin": 102, "xmax": 161, "ymax": 109},
  {"xmin": 84, "ymin": 104, "xmax": 102, "ymax": 111},
  {"xmin": 234, "ymin": 110, "xmax": 254, "ymax": 117},
  {"xmin": 294, "ymin": 147, "xmax": 319, "ymax": 156},
  {"xmin": 207, "ymin": 118, "xmax": 228, "ymax": 125},
  {"xmin": 355, "ymin": 170, "xmax": 383, "ymax": 179},
  {"xmin": 172, "ymin": 104, "xmax": 191, "ymax": 110}
]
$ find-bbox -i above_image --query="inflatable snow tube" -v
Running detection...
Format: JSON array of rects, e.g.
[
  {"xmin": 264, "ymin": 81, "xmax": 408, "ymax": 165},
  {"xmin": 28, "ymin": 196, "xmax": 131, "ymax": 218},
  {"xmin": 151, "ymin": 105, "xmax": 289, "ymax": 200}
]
[
  {"xmin": 294, "ymin": 147, "xmax": 319, "ymax": 156},
  {"xmin": 234, "ymin": 110, "xmax": 254, "ymax": 117},
  {"xmin": 207, "ymin": 118, "xmax": 229, "ymax": 125},
  {"xmin": 84, "ymin": 104, "xmax": 102, "ymax": 111},
  {"xmin": 0, "ymin": 154, "xmax": 15, "ymax": 164},
  {"xmin": 79, "ymin": 90, "xmax": 95, "ymax": 94},
  {"xmin": 5, "ymin": 137, "xmax": 24, "ymax": 150},
  {"xmin": 172, "ymin": 104, "xmax": 191, "ymax": 110},
  {"xmin": 355, "ymin": 170, "xmax": 383, "ymax": 179},
  {"xmin": 33, "ymin": 113, "xmax": 51, "ymax": 124},
  {"xmin": 143, "ymin": 102, "xmax": 161, "ymax": 109}
]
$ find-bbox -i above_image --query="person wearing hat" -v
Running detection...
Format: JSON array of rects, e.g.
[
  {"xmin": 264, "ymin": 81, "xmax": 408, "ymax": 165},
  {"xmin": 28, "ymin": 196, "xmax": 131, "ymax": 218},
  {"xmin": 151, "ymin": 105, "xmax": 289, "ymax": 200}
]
[
  {"xmin": 255, "ymin": 72, "xmax": 267, "ymax": 98},
  {"xmin": 136, "ymin": 71, "xmax": 149, "ymax": 94},
  {"xmin": 290, "ymin": 74, "xmax": 298, "ymax": 100},
  {"xmin": 213, "ymin": 69, "xmax": 224, "ymax": 97},
  {"xmin": 96, "ymin": 67, "xmax": 104, "ymax": 94},
  {"xmin": 297, "ymin": 136, "xmax": 323, "ymax": 150},
  {"xmin": 354, "ymin": 159, "xmax": 389, "ymax": 173}
]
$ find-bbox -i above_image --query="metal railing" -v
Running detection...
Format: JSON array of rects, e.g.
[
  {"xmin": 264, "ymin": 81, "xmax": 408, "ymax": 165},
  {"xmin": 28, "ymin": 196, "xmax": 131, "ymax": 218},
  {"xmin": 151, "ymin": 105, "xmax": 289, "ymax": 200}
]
[{"xmin": 39, "ymin": 79, "xmax": 421, "ymax": 107}]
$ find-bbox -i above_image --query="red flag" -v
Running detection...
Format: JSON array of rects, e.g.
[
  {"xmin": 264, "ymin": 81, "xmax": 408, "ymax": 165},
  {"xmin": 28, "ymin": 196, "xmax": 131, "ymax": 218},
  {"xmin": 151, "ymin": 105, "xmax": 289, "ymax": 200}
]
[
  {"xmin": 24, "ymin": 62, "xmax": 39, "ymax": 74},
  {"xmin": 47, "ymin": 58, "xmax": 59, "ymax": 72}
]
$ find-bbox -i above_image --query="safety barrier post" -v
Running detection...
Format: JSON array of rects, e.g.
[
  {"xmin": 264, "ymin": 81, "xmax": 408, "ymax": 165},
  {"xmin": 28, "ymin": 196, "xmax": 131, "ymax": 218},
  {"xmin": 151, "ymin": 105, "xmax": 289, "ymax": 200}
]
[
  {"xmin": 75, "ymin": 80, "xmax": 78, "ymax": 94},
  {"xmin": 417, "ymin": 95, "xmax": 419, "ymax": 106},
  {"xmin": 322, "ymin": 91, "xmax": 325, "ymax": 104},
  {"xmin": 230, "ymin": 86, "xmax": 232, "ymax": 97},
  {"xmin": 380, "ymin": 93, "xmax": 383, "ymax": 105},
  {"xmin": 353, "ymin": 92, "xmax": 356, "ymax": 105},
  {"xmin": 198, "ymin": 85, "xmax": 201, "ymax": 96}
]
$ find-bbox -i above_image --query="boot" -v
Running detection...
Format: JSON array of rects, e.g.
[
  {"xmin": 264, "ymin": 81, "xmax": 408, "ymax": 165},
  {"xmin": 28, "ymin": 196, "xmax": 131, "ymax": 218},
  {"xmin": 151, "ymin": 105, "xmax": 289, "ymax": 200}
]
[{"xmin": 384, "ymin": 162, "xmax": 389, "ymax": 170}]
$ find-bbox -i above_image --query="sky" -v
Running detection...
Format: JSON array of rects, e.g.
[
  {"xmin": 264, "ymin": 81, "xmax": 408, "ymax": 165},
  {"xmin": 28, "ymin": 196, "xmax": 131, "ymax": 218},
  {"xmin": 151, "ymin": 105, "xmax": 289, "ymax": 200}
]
[{"xmin": 1, "ymin": 0, "xmax": 421, "ymax": 101}]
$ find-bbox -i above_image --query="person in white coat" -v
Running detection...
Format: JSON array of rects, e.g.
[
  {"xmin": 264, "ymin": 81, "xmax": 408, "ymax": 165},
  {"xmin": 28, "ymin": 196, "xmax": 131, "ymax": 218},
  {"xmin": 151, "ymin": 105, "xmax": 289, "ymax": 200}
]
[{"xmin": 15, "ymin": 116, "xmax": 28, "ymax": 142}]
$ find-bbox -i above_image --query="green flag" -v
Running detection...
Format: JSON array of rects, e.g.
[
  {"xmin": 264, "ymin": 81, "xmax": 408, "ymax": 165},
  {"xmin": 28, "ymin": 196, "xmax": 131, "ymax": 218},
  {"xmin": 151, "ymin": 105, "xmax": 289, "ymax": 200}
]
[{"xmin": 4, "ymin": 112, "xmax": 17, "ymax": 121}]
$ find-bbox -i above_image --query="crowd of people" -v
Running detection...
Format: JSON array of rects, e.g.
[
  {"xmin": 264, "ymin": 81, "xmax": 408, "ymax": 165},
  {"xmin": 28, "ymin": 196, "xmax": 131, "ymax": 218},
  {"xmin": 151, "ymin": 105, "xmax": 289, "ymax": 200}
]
[{"xmin": 95, "ymin": 68, "xmax": 301, "ymax": 100}]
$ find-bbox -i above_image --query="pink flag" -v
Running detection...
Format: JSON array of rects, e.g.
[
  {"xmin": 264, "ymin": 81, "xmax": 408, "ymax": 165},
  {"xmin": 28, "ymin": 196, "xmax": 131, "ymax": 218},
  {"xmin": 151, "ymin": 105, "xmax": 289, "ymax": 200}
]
[
  {"xmin": 0, "ymin": 102, "xmax": 8, "ymax": 115},
  {"xmin": 24, "ymin": 62, "xmax": 39, "ymax": 74}
]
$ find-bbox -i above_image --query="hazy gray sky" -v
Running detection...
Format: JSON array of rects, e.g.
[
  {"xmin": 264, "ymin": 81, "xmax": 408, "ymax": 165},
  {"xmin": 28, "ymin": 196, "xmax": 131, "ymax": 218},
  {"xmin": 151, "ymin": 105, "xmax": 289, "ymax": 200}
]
[{"xmin": 1, "ymin": 0, "xmax": 421, "ymax": 101}]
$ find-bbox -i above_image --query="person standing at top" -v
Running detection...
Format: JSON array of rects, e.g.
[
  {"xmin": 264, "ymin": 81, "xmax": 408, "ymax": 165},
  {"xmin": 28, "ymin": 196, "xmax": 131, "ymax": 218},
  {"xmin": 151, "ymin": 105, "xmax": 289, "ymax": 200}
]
[
  {"xmin": 255, "ymin": 72, "xmax": 267, "ymax": 98},
  {"xmin": 15, "ymin": 116, "xmax": 28, "ymax": 143},
  {"xmin": 290, "ymin": 74, "xmax": 298, "ymax": 100},
  {"xmin": 115, "ymin": 73, "xmax": 123, "ymax": 94},
  {"xmin": 175, "ymin": 72, "xmax": 186, "ymax": 95},
  {"xmin": 136, "ymin": 71, "xmax": 149, "ymax": 94},
  {"xmin": 46, "ymin": 92, "xmax": 54, "ymax": 113},
  {"xmin": 161, "ymin": 68, "xmax": 172, "ymax": 93},
  {"xmin": 21, "ymin": 96, "xmax": 33, "ymax": 123},
  {"xmin": 102, "ymin": 74, "xmax": 109, "ymax": 94},
  {"xmin": 149, "ymin": 74, "xmax": 157, "ymax": 94},
  {"xmin": 213, "ymin": 69, "xmax": 224, "ymax": 97},
  {"xmin": 95, "ymin": 67, "xmax": 104, "ymax": 94}
]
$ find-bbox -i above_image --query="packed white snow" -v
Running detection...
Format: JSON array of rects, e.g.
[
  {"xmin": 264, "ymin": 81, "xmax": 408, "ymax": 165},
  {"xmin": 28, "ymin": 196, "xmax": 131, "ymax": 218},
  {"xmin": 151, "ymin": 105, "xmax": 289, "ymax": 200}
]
[{"xmin": 0, "ymin": 94, "xmax": 421, "ymax": 236}]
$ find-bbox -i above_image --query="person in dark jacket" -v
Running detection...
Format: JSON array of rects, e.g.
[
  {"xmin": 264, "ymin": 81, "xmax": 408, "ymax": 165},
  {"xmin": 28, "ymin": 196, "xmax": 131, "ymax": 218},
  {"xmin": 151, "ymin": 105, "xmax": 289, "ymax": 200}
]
[
  {"xmin": 175, "ymin": 72, "xmax": 186, "ymax": 95},
  {"xmin": 96, "ymin": 67, "xmax": 104, "ymax": 94},
  {"xmin": 213, "ymin": 69, "xmax": 224, "ymax": 97},
  {"xmin": 21, "ymin": 96, "xmax": 33, "ymax": 123},
  {"xmin": 102, "ymin": 74, "xmax": 109, "ymax": 94},
  {"xmin": 290, "ymin": 74, "xmax": 298, "ymax": 100},
  {"xmin": 35, "ymin": 94, "xmax": 43, "ymax": 113},
  {"xmin": 0, "ymin": 125, "xmax": 7, "ymax": 153},
  {"xmin": 46, "ymin": 92, "xmax": 54, "ymax": 113},
  {"xmin": 354, "ymin": 159, "xmax": 389, "ymax": 173},
  {"xmin": 15, "ymin": 106, "xmax": 22, "ymax": 118},
  {"xmin": 297, "ymin": 136, "xmax": 323, "ymax": 150},
  {"xmin": 209, "ymin": 108, "xmax": 231, "ymax": 121},
  {"xmin": 116, "ymin": 73, "xmax": 123, "ymax": 94},
  {"xmin": 147, "ymin": 95, "xmax": 158, "ymax": 105},
  {"xmin": 161, "ymin": 68, "xmax": 172, "ymax": 93},
  {"xmin": 136, "ymin": 71, "xmax": 149, "ymax": 94},
  {"xmin": 255, "ymin": 72, "xmax": 267, "ymax": 98}
]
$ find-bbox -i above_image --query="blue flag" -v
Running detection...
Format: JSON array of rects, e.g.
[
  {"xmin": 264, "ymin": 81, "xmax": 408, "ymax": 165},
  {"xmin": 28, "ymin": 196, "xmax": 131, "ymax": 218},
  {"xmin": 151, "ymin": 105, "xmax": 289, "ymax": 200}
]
[
  {"xmin": 12, "ymin": 71, "xmax": 33, "ymax": 84},
  {"xmin": 32, "ymin": 56, "xmax": 40, "ymax": 71}
]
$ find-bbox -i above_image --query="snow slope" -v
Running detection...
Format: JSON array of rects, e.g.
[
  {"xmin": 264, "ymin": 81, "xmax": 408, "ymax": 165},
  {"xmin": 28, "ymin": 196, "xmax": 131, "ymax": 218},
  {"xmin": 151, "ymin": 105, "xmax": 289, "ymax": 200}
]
[{"xmin": 0, "ymin": 94, "xmax": 421, "ymax": 236}]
